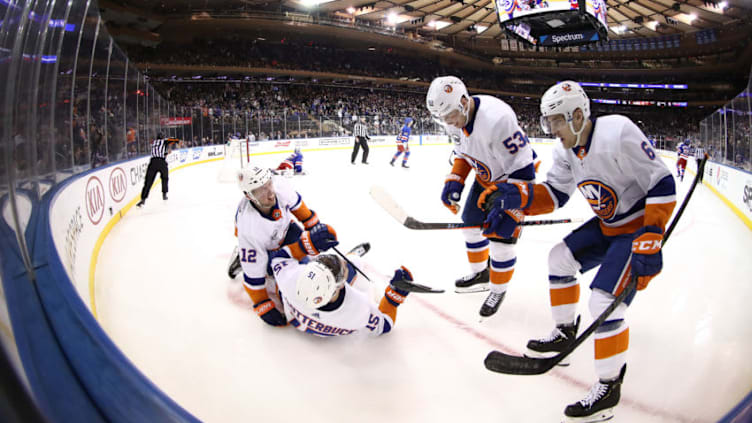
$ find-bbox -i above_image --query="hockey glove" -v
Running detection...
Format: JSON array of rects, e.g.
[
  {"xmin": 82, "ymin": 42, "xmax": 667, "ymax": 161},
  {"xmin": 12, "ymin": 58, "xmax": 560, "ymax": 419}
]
[
  {"xmin": 477, "ymin": 182, "xmax": 533, "ymax": 213},
  {"xmin": 630, "ymin": 225, "xmax": 663, "ymax": 290},
  {"xmin": 385, "ymin": 267, "xmax": 412, "ymax": 305},
  {"xmin": 441, "ymin": 174, "xmax": 464, "ymax": 214},
  {"xmin": 482, "ymin": 209, "xmax": 523, "ymax": 239},
  {"xmin": 298, "ymin": 223, "xmax": 338, "ymax": 255},
  {"xmin": 254, "ymin": 299, "xmax": 287, "ymax": 327}
]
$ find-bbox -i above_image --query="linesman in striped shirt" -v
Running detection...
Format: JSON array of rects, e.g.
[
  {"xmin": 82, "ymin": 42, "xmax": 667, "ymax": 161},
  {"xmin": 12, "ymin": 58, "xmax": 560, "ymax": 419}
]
[
  {"xmin": 351, "ymin": 117, "xmax": 370, "ymax": 165},
  {"xmin": 137, "ymin": 133, "xmax": 180, "ymax": 207}
]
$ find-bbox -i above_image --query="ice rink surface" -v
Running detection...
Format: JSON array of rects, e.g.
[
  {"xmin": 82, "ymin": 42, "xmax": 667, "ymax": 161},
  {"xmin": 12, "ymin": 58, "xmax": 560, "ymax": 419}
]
[{"xmin": 95, "ymin": 143, "xmax": 752, "ymax": 423}]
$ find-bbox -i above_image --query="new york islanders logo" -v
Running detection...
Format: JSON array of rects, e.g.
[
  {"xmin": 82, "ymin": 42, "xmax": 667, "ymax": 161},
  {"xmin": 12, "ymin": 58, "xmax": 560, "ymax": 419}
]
[
  {"xmin": 497, "ymin": 0, "xmax": 516, "ymax": 16},
  {"xmin": 462, "ymin": 154, "xmax": 492, "ymax": 183},
  {"xmin": 577, "ymin": 180, "xmax": 618, "ymax": 220}
]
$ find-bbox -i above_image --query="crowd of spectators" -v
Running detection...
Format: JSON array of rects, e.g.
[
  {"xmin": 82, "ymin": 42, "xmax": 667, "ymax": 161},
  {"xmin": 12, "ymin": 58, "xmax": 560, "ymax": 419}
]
[{"xmin": 127, "ymin": 36, "xmax": 719, "ymax": 102}]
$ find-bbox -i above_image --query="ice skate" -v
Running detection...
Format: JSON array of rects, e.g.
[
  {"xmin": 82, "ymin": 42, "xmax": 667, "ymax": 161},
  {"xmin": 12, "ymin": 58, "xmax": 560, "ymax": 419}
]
[
  {"xmin": 563, "ymin": 365, "xmax": 626, "ymax": 422},
  {"xmin": 479, "ymin": 291, "xmax": 505, "ymax": 317},
  {"xmin": 402, "ymin": 162, "xmax": 410, "ymax": 169},
  {"xmin": 227, "ymin": 246, "xmax": 241, "ymax": 279},
  {"xmin": 136, "ymin": 199, "xmax": 145, "ymax": 208},
  {"xmin": 454, "ymin": 267, "xmax": 489, "ymax": 293},
  {"xmin": 347, "ymin": 242, "xmax": 371, "ymax": 257},
  {"xmin": 390, "ymin": 158, "xmax": 395, "ymax": 166},
  {"xmin": 163, "ymin": 193, "xmax": 168, "ymax": 200},
  {"xmin": 526, "ymin": 316, "xmax": 580, "ymax": 366}
]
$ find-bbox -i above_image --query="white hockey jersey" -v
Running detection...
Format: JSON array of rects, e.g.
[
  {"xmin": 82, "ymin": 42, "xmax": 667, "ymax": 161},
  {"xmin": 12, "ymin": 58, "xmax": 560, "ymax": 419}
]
[
  {"xmin": 270, "ymin": 255, "xmax": 396, "ymax": 337},
  {"xmin": 446, "ymin": 95, "xmax": 536, "ymax": 186},
  {"xmin": 235, "ymin": 175, "xmax": 307, "ymax": 295},
  {"xmin": 536, "ymin": 115, "xmax": 676, "ymax": 234}
]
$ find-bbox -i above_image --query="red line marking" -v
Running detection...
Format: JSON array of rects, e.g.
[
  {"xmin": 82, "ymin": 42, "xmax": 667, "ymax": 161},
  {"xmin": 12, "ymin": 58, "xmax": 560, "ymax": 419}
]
[{"xmin": 412, "ymin": 295, "xmax": 709, "ymax": 423}]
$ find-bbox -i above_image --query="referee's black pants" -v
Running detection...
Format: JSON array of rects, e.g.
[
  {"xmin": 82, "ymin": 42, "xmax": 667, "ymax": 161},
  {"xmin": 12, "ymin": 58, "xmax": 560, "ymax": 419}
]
[
  {"xmin": 141, "ymin": 157, "xmax": 168, "ymax": 200},
  {"xmin": 351, "ymin": 136, "xmax": 369, "ymax": 163}
]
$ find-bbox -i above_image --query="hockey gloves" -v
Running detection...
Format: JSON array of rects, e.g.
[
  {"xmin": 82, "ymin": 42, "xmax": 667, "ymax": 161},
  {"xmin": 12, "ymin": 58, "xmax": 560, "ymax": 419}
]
[
  {"xmin": 385, "ymin": 267, "xmax": 412, "ymax": 306},
  {"xmin": 441, "ymin": 174, "xmax": 464, "ymax": 214},
  {"xmin": 630, "ymin": 225, "xmax": 664, "ymax": 290},
  {"xmin": 299, "ymin": 223, "xmax": 338, "ymax": 255},
  {"xmin": 482, "ymin": 209, "xmax": 524, "ymax": 239},
  {"xmin": 477, "ymin": 182, "xmax": 533, "ymax": 213},
  {"xmin": 254, "ymin": 299, "xmax": 287, "ymax": 327}
]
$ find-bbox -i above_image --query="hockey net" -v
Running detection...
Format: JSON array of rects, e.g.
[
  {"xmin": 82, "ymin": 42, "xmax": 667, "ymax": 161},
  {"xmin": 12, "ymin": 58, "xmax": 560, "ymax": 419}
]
[{"xmin": 217, "ymin": 138, "xmax": 251, "ymax": 182}]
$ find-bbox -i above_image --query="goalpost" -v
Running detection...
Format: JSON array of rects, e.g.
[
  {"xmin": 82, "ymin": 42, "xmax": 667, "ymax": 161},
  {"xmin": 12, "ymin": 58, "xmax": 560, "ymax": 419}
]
[{"xmin": 218, "ymin": 137, "xmax": 251, "ymax": 182}]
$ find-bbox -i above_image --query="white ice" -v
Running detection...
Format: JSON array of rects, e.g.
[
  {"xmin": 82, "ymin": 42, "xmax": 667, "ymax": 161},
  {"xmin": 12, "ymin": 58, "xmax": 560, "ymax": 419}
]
[{"xmin": 95, "ymin": 143, "xmax": 752, "ymax": 423}]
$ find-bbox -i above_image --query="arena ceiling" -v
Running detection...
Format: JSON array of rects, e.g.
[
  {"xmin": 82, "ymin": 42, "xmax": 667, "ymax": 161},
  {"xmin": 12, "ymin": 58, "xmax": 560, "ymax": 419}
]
[{"xmin": 116, "ymin": 0, "xmax": 751, "ymax": 40}]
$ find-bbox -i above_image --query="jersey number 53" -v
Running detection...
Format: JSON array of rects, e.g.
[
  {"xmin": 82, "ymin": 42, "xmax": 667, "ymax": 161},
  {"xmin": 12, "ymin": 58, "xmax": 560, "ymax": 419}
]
[{"xmin": 502, "ymin": 131, "xmax": 529, "ymax": 155}]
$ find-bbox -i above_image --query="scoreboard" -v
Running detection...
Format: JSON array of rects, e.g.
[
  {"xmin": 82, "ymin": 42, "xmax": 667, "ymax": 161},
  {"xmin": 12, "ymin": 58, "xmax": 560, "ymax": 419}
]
[{"xmin": 495, "ymin": 0, "xmax": 608, "ymax": 46}]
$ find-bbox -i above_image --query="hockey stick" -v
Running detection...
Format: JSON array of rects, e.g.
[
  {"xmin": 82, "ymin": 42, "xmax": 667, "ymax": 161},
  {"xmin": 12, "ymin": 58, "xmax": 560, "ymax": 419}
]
[
  {"xmin": 370, "ymin": 186, "xmax": 581, "ymax": 230},
  {"xmin": 332, "ymin": 246, "xmax": 371, "ymax": 282},
  {"xmin": 484, "ymin": 154, "xmax": 708, "ymax": 375},
  {"xmin": 332, "ymin": 246, "xmax": 444, "ymax": 293}
]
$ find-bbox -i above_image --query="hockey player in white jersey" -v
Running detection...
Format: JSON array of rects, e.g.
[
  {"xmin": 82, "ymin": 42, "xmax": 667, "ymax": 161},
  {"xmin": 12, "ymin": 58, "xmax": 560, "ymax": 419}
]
[
  {"xmin": 233, "ymin": 166, "xmax": 338, "ymax": 327},
  {"xmin": 267, "ymin": 246, "xmax": 412, "ymax": 337},
  {"xmin": 478, "ymin": 81, "xmax": 676, "ymax": 422},
  {"xmin": 426, "ymin": 75, "xmax": 537, "ymax": 319}
]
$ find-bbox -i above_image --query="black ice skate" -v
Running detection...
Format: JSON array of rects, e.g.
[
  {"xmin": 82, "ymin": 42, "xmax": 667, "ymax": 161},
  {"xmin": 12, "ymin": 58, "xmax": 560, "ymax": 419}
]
[
  {"xmin": 402, "ymin": 163, "xmax": 410, "ymax": 169},
  {"xmin": 347, "ymin": 242, "xmax": 371, "ymax": 257},
  {"xmin": 525, "ymin": 316, "xmax": 580, "ymax": 366},
  {"xmin": 479, "ymin": 291, "xmax": 505, "ymax": 317},
  {"xmin": 163, "ymin": 193, "xmax": 168, "ymax": 200},
  {"xmin": 136, "ymin": 199, "xmax": 145, "ymax": 208},
  {"xmin": 390, "ymin": 159, "xmax": 395, "ymax": 166},
  {"xmin": 454, "ymin": 267, "xmax": 490, "ymax": 293},
  {"xmin": 227, "ymin": 246, "xmax": 241, "ymax": 279},
  {"xmin": 563, "ymin": 364, "xmax": 626, "ymax": 423}
]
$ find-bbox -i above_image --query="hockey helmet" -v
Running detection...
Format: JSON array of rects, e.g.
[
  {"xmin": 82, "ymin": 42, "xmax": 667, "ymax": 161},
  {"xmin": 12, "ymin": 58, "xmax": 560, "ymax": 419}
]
[
  {"xmin": 426, "ymin": 76, "xmax": 470, "ymax": 125},
  {"xmin": 157, "ymin": 132, "xmax": 165, "ymax": 139},
  {"xmin": 295, "ymin": 254, "xmax": 346, "ymax": 309},
  {"xmin": 237, "ymin": 166, "xmax": 273, "ymax": 205},
  {"xmin": 683, "ymin": 138, "xmax": 690, "ymax": 145},
  {"xmin": 404, "ymin": 117, "xmax": 413, "ymax": 126},
  {"xmin": 294, "ymin": 146, "xmax": 301, "ymax": 154},
  {"xmin": 540, "ymin": 80, "xmax": 590, "ymax": 137}
]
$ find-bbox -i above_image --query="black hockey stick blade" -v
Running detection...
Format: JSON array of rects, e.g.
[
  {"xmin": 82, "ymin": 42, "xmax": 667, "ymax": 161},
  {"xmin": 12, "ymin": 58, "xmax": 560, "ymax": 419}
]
[
  {"xmin": 485, "ymin": 277, "xmax": 636, "ymax": 375},
  {"xmin": 391, "ymin": 279, "xmax": 445, "ymax": 294},
  {"xmin": 485, "ymin": 155, "xmax": 708, "ymax": 376}
]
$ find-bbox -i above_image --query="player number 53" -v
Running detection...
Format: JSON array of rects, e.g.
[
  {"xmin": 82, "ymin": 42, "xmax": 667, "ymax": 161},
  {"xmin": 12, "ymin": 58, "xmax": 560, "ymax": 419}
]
[{"xmin": 502, "ymin": 131, "xmax": 529, "ymax": 155}]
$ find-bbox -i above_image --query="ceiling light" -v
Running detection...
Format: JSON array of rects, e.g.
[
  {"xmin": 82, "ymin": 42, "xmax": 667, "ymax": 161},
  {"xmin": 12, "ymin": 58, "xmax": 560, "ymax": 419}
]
[
  {"xmin": 687, "ymin": 13, "xmax": 697, "ymax": 23},
  {"xmin": 347, "ymin": 7, "xmax": 355, "ymax": 13},
  {"xmin": 476, "ymin": 24, "xmax": 488, "ymax": 33},
  {"xmin": 428, "ymin": 21, "xmax": 451, "ymax": 30}
]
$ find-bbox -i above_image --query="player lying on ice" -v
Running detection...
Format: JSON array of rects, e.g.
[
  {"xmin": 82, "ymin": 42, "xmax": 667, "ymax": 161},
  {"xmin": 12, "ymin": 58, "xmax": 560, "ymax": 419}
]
[
  {"xmin": 266, "ymin": 240, "xmax": 415, "ymax": 337},
  {"xmin": 274, "ymin": 146, "xmax": 306, "ymax": 176}
]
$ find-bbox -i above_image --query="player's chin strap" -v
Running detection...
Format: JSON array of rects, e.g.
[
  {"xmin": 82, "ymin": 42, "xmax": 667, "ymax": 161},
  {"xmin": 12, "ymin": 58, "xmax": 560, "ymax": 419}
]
[
  {"xmin": 569, "ymin": 118, "xmax": 588, "ymax": 147},
  {"xmin": 332, "ymin": 246, "xmax": 371, "ymax": 282}
]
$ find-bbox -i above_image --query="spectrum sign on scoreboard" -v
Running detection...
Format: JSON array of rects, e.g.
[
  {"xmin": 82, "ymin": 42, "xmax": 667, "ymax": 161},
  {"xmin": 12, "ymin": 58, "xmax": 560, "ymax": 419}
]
[{"xmin": 495, "ymin": 0, "xmax": 608, "ymax": 46}]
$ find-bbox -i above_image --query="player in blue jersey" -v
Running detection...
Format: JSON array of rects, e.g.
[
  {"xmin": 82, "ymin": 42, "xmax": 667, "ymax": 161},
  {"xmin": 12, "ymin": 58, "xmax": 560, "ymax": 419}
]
[
  {"xmin": 390, "ymin": 118, "xmax": 414, "ymax": 168},
  {"xmin": 275, "ymin": 146, "xmax": 305, "ymax": 175},
  {"xmin": 676, "ymin": 139, "xmax": 690, "ymax": 181}
]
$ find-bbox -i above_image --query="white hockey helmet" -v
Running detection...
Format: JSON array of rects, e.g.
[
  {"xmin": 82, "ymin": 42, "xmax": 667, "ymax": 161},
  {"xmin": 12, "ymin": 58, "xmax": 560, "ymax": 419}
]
[
  {"xmin": 426, "ymin": 76, "xmax": 470, "ymax": 125},
  {"xmin": 296, "ymin": 254, "xmax": 346, "ymax": 309},
  {"xmin": 540, "ymin": 80, "xmax": 590, "ymax": 137},
  {"xmin": 237, "ymin": 166, "xmax": 272, "ymax": 204}
]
